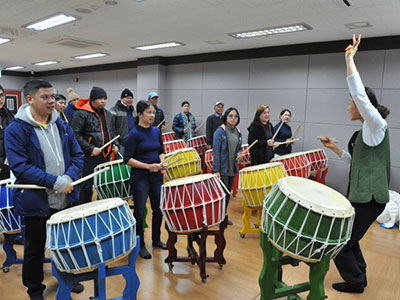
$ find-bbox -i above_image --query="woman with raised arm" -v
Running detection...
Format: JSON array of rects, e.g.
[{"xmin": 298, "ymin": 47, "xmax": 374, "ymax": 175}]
[{"xmin": 321, "ymin": 34, "xmax": 391, "ymax": 294}]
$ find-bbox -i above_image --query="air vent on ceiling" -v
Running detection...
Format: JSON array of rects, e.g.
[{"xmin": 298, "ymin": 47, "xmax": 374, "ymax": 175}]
[
  {"xmin": 47, "ymin": 37, "xmax": 105, "ymax": 48},
  {"xmin": 0, "ymin": 26, "xmax": 35, "ymax": 37}
]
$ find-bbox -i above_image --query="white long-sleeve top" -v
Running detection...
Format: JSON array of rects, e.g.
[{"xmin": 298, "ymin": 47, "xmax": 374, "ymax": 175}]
[{"xmin": 340, "ymin": 72, "xmax": 387, "ymax": 164}]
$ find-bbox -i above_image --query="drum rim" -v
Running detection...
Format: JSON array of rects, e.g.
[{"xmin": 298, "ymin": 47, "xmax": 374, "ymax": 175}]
[
  {"xmin": 271, "ymin": 152, "xmax": 307, "ymax": 161},
  {"xmin": 162, "ymin": 131, "xmax": 175, "ymax": 136},
  {"xmin": 187, "ymin": 135, "xmax": 206, "ymax": 142},
  {"xmin": 302, "ymin": 148, "xmax": 326, "ymax": 155},
  {"xmin": 276, "ymin": 177, "xmax": 354, "ymax": 218},
  {"xmin": 205, "ymin": 149, "xmax": 213, "ymax": 155},
  {"xmin": 165, "ymin": 147, "xmax": 198, "ymax": 156},
  {"xmin": 95, "ymin": 159, "xmax": 125, "ymax": 169},
  {"xmin": 163, "ymin": 173, "xmax": 216, "ymax": 186},
  {"xmin": 47, "ymin": 198, "xmax": 128, "ymax": 224},
  {"xmin": 164, "ymin": 139, "xmax": 185, "ymax": 145},
  {"xmin": 239, "ymin": 162, "xmax": 284, "ymax": 172}
]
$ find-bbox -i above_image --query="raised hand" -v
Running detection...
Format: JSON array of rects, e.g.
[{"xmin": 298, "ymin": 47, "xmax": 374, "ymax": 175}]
[{"xmin": 345, "ymin": 34, "xmax": 361, "ymax": 60}]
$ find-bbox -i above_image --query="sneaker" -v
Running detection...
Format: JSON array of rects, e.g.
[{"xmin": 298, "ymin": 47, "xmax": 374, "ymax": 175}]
[
  {"xmin": 139, "ymin": 246, "xmax": 152, "ymax": 259},
  {"xmin": 72, "ymin": 282, "xmax": 84, "ymax": 293},
  {"xmin": 332, "ymin": 282, "xmax": 364, "ymax": 293},
  {"xmin": 152, "ymin": 241, "xmax": 167, "ymax": 249},
  {"xmin": 227, "ymin": 220, "xmax": 233, "ymax": 226}
]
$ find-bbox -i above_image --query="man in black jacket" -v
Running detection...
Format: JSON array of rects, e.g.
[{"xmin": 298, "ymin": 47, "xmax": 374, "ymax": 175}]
[
  {"xmin": 206, "ymin": 101, "xmax": 224, "ymax": 149},
  {"xmin": 148, "ymin": 92, "xmax": 165, "ymax": 131},
  {"xmin": 71, "ymin": 86, "xmax": 119, "ymax": 203},
  {"xmin": 110, "ymin": 88, "xmax": 136, "ymax": 154},
  {"xmin": 0, "ymin": 84, "xmax": 14, "ymax": 180}
]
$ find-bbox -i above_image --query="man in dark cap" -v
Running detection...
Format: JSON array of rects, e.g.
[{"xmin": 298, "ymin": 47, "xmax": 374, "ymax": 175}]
[
  {"xmin": 148, "ymin": 92, "xmax": 165, "ymax": 131},
  {"xmin": 110, "ymin": 88, "xmax": 136, "ymax": 155},
  {"xmin": 71, "ymin": 86, "xmax": 119, "ymax": 203}
]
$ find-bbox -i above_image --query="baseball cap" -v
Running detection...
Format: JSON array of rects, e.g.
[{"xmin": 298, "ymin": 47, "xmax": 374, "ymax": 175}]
[
  {"xmin": 215, "ymin": 101, "xmax": 224, "ymax": 106},
  {"xmin": 148, "ymin": 92, "xmax": 159, "ymax": 99}
]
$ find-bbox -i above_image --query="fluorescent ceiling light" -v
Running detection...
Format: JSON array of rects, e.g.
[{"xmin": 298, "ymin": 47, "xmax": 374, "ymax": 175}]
[
  {"xmin": 23, "ymin": 14, "xmax": 78, "ymax": 31},
  {"xmin": 4, "ymin": 66, "xmax": 24, "ymax": 70},
  {"xmin": 33, "ymin": 61, "xmax": 59, "ymax": 66},
  {"xmin": 134, "ymin": 42, "xmax": 184, "ymax": 51},
  {"xmin": 73, "ymin": 53, "xmax": 109, "ymax": 59},
  {"xmin": 230, "ymin": 23, "xmax": 312, "ymax": 39},
  {"xmin": 0, "ymin": 37, "xmax": 12, "ymax": 45}
]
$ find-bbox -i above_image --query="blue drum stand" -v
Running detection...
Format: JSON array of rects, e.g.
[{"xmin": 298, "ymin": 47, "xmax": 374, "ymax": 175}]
[{"xmin": 51, "ymin": 236, "xmax": 140, "ymax": 300}]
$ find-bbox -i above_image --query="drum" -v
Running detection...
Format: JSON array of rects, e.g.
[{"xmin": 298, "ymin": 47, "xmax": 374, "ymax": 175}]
[
  {"xmin": 204, "ymin": 149, "xmax": 213, "ymax": 171},
  {"xmin": 238, "ymin": 162, "xmax": 287, "ymax": 208},
  {"xmin": 47, "ymin": 198, "xmax": 136, "ymax": 273},
  {"xmin": 303, "ymin": 149, "xmax": 328, "ymax": 175},
  {"xmin": 271, "ymin": 152, "xmax": 311, "ymax": 178},
  {"xmin": 160, "ymin": 174, "xmax": 226, "ymax": 233},
  {"xmin": 187, "ymin": 135, "xmax": 207, "ymax": 156},
  {"xmin": 164, "ymin": 148, "xmax": 202, "ymax": 181},
  {"xmin": 0, "ymin": 179, "xmax": 24, "ymax": 234},
  {"xmin": 239, "ymin": 144, "xmax": 251, "ymax": 167},
  {"xmin": 162, "ymin": 131, "xmax": 175, "ymax": 143},
  {"xmin": 93, "ymin": 159, "xmax": 131, "ymax": 200},
  {"xmin": 262, "ymin": 177, "xmax": 354, "ymax": 262},
  {"xmin": 164, "ymin": 139, "xmax": 186, "ymax": 154}
]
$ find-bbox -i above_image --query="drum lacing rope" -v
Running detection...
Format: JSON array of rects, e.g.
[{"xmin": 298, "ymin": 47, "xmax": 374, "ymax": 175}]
[{"xmin": 0, "ymin": 186, "xmax": 23, "ymax": 233}]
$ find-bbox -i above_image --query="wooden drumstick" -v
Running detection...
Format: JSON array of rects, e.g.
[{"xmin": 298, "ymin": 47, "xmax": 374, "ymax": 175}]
[
  {"xmin": 317, "ymin": 136, "xmax": 339, "ymax": 143},
  {"xmin": 272, "ymin": 121, "xmax": 284, "ymax": 140},
  {"xmin": 99, "ymin": 135, "xmax": 120, "ymax": 151},
  {"xmin": 236, "ymin": 139, "xmax": 258, "ymax": 160},
  {"xmin": 117, "ymin": 152, "xmax": 123, "ymax": 159},
  {"xmin": 164, "ymin": 120, "xmax": 173, "ymax": 129},
  {"xmin": 161, "ymin": 151, "xmax": 182, "ymax": 166},
  {"xmin": 286, "ymin": 125, "xmax": 301, "ymax": 147},
  {"xmin": 61, "ymin": 111, "xmax": 69, "ymax": 123},
  {"xmin": 7, "ymin": 167, "xmax": 110, "ymax": 190},
  {"xmin": 156, "ymin": 119, "xmax": 165, "ymax": 128},
  {"xmin": 216, "ymin": 176, "xmax": 231, "ymax": 194},
  {"xmin": 277, "ymin": 138, "xmax": 299, "ymax": 146},
  {"xmin": 196, "ymin": 121, "xmax": 206, "ymax": 131},
  {"xmin": 163, "ymin": 158, "xmax": 183, "ymax": 168}
]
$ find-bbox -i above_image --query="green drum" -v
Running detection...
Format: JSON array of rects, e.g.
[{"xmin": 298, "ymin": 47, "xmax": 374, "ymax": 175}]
[
  {"xmin": 262, "ymin": 177, "xmax": 354, "ymax": 263},
  {"xmin": 94, "ymin": 159, "xmax": 131, "ymax": 200}
]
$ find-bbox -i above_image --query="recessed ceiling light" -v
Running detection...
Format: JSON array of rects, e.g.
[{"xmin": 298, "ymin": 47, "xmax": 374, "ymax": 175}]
[
  {"xmin": 345, "ymin": 21, "xmax": 372, "ymax": 29},
  {"xmin": 205, "ymin": 40, "xmax": 225, "ymax": 45},
  {"xmin": 33, "ymin": 61, "xmax": 59, "ymax": 66},
  {"xmin": 105, "ymin": 0, "xmax": 118, "ymax": 5},
  {"xmin": 75, "ymin": 8, "xmax": 92, "ymax": 14},
  {"xmin": 0, "ymin": 37, "xmax": 12, "ymax": 45},
  {"xmin": 73, "ymin": 52, "xmax": 109, "ymax": 59},
  {"xmin": 23, "ymin": 13, "xmax": 79, "ymax": 31},
  {"xmin": 229, "ymin": 23, "xmax": 312, "ymax": 39},
  {"xmin": 4, "ymin": 66, "xmax": 25, "ymax": 70},
  {"xmin": 134, "ymin": 42, "xmax": 184, "ymax": 51}
]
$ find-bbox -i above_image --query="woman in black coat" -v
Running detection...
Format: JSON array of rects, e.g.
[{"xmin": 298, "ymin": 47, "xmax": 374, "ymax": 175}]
[{"xmin": 247, "ymin": 105, "xmax": 279, "ymax": 166}]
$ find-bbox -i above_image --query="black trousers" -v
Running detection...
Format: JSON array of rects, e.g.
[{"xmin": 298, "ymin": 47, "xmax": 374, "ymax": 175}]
[
  {"xmin": 23, "ymin": 209, "xmax": 59, "ymax": 298},
  {"xmin": 79, "ymin": 155, "xmax": 109, "ymax": 204},
  {"xmin": 333, "ymin": 199, "xmax": 385, "ymax": 286},
  {"xmin": 220, "ymin": 174, "xmax": 236, "ymax": 209}
]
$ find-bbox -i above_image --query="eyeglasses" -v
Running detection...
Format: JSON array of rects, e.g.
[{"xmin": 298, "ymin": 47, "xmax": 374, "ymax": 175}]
[
  {"xmin": 0, "ymin": 93, "xmax": 5, "ymax": 98},
  {"xmin": 227, "ymin": 114, "xmax": 238, "ymax": 119},
  {"xmin": 39, "ymin": 94, "xmax": 56, "ymax": 101}
]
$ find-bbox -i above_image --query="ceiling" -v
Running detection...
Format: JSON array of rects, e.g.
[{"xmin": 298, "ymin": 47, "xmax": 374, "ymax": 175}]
[{"xmin": 0, "ymin": 0, "xmax": 399, "ymax": 73}]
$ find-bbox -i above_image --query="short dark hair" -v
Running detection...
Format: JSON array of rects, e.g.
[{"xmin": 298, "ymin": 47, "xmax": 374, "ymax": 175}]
[
  {"xmin": 181, "ymin": 101, "xmax": 190, "ymax": 107},
  {"xmin": 135, "ymin": 100, "xmax": 154, "ymax": 125},
  {"xmin": 55, "ymin": 94, "xmax": 66, "ymax": 101},
  {"xmin": 364, "ymin": 87, "xmax": 390, "ymax": 119},
  {"xmin": 222, "ymin": 107, "xmax": 240, "ymax": 126},
  {"xmin": 280, "ymin": 109, "xmax": 291, "ymax": 117},
  {"xmin": 23, "ymin": 79, "xmax": 52, "ymax": 100}
]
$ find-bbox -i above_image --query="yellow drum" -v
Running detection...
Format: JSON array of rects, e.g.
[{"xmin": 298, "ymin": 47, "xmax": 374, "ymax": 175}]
[
  {"xmin": 239, "ymin": 162, "xmax": 287, "ymax": 208},
  {"xmin": 164, "ymin": 148, "xmax": 201, "ymax": 181}
]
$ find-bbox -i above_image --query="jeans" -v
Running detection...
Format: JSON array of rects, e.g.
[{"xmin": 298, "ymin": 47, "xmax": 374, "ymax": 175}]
[{"xmin": 131, "ymin": 172, "xmax": 164, "ymax": 246}]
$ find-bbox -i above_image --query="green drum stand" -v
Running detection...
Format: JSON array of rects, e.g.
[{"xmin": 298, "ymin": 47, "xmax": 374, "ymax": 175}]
[{"xmin": 259, "ymin": 232, "xmax": 330, "ymax": 300}]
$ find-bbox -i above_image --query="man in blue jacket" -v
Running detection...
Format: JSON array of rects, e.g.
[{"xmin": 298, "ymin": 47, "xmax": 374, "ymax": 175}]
[{"xmin": 5, "ymin": 79, "xmax": 84, "ymax": 300}]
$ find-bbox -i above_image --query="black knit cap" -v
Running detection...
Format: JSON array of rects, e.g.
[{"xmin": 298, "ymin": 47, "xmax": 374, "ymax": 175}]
[
  {"xmin": 90, "ymin": 86, "xmax": 107, "ymax": 101},
  {"xmin": 121, "ymin": 88, "xmax": 133, "ymax": 99}
]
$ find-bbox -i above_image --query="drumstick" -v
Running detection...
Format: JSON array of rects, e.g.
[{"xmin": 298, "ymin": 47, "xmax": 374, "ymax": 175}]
[
  {"xmin": 317, "ymin": 136, "xmax": 339, "ymax": 143},
  {"xmin": 7, "ymin": 167, "xmax": 110, "ymax": 190},
  {"xmin": 277, "ymin": 138, "xmax": 299, "ymax": 146},
  {"xmin": 161, "ymin": 151, "xmax": 182, "ymax": 166},
  {"xmin": 272, "ymin": 121, "xmax": 284, "ymax": 140},
  {"xmin": 61, "ymin": 111, "xmax": 69, "ymax": 123},
  {"xmin": 196, "ymin": 121, "xmax": 206, "ymax": 131},
  {"xmin": 3, "ymin": 157, "xmax": 8, "ymax": 166},
  {"xmin": 164, "ymin": 120, "xmax": 173, "ymax": 129},
  {"xmin": 117, "ymin": 152, "xmax": 123, "ymax": 159},
  {"xmin": 216, "ymin": 177, "xmax": 231, "ymax": 195},
  {"xmin": 291, "ymin": 125, "xmax": 301, "ymax": 139},
  {"xmin": 236, "ymin": 139, "xmax": 258, "ymax": 160},
  {"xmin": 99, "ymin": 135, "xmax": 120, "ymax": 151},
  {"xmin": 156, "ymin": 119, "xmax": 165, "ymax": 128},
  {"xmin": 163, "ymin": 158, "xmax": 183, "ymax": 168}
]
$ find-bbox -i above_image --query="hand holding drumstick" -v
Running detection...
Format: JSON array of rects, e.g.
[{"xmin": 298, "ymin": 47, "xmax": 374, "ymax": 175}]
[{"xmin": 319, "ymin": 135, "xmax": 343, "ymax": 158}]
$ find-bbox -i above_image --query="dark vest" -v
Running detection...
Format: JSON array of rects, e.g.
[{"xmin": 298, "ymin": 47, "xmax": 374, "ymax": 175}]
[{"xmin": 348, "ymin": 128, "xmax": 390, "ymax": 204}]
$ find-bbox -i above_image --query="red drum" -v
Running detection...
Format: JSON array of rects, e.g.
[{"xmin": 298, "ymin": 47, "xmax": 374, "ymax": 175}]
[
  {"xmin": 164, "ymin": 139, "xmax": 185, "ymax": 154},
  {"xmin": 187, "ymin": 135, "xmax": 207, "ymax": 156},
  {"xmin": 160, "ymin": 174, "xmax": 226, "ymax": 233},
  {"xmin": 271, "ymin": 152, "xmax": 311, "ymax": 178},
  {"xmin": 162, "ymin": 131, "xmax": 175, "ymax": 143},
  {"xmin": 239, "ymin": 144, "xmax": 251, "ymax": 167},
  {"xmin": 205, "ymin": 149, "xmax": 213, "ymax": 171},
  {"xmin": 303, "ymin": 149, "xmax": 328, "ymax": 175}
]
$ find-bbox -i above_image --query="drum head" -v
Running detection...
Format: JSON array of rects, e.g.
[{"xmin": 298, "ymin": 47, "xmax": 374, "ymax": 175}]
[
  {"xmin": 47, "ymin": 198, "xmax": 127, "ymax": 224},
  {"xmin": 277, "ymin": 177, "xmax": 353, "ymax": 218},
  {"xmin": 241, "ymin": 162, "xmax": 283, "ymax": 172},
  {"xmin": 95, "ymin": 159, "xmax": 124, "ymax": 170},
  {"xmin": 166, "ymin": 147, "xmax": 196, "ymax": 157},
  {"xmin": 163, "ymin": 173, "xmax": 215, "ymax": 187}
]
